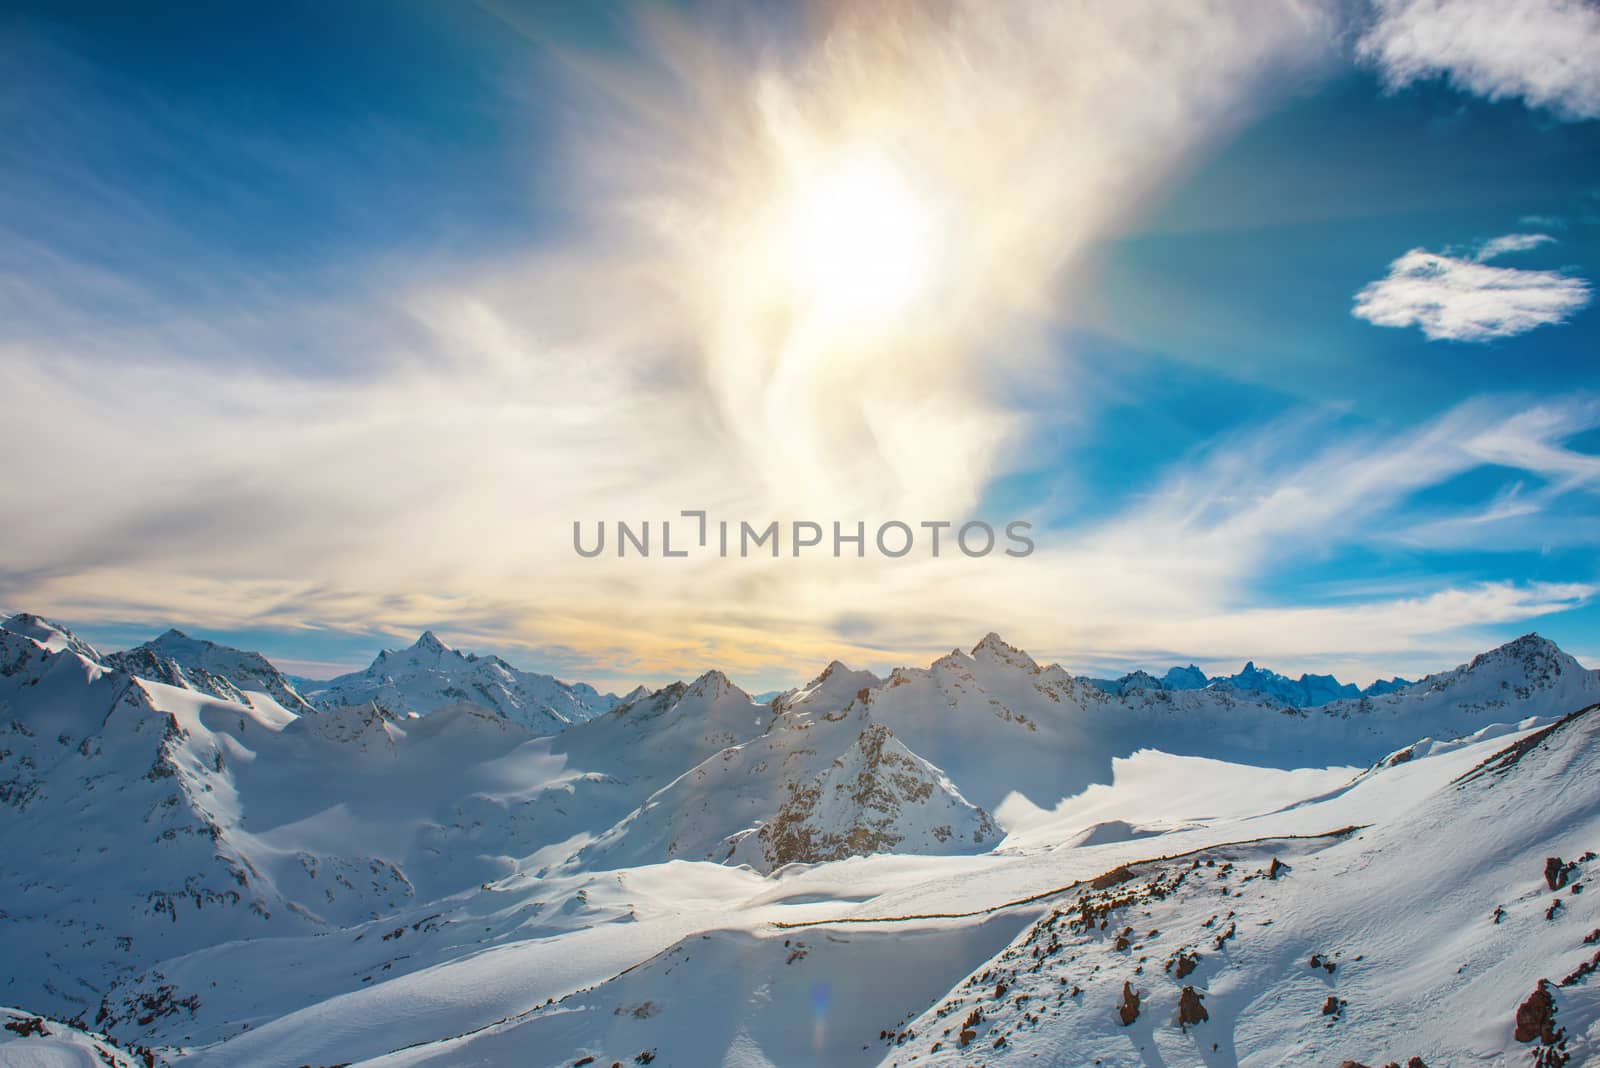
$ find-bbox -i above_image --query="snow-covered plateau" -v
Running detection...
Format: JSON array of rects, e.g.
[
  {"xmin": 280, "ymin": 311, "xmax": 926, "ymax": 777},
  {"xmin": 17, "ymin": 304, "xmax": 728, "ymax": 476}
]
[{"xmin": 2, "ymin": 610, "xmax": 1598, "ymax": 1067}]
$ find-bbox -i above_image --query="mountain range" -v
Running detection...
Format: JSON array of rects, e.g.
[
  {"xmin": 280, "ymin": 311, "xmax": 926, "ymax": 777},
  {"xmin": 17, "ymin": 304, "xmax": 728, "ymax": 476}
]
[
  {"xmin": 2, "ymin": 608, "xmax": 1598, "ymax": 1066},
  {"xmin": 1084, "ymin": 660, "xmax": 1413, "ymax": 706},
  {"xmin": 297, "ymin": 630, "xmax": 619, "ymax": 732}
]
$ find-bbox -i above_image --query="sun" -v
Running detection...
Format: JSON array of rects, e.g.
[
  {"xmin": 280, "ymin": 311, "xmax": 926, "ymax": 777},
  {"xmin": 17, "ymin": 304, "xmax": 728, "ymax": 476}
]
[{"xmin": 781, "ymin": 152, "xmax": 936, "ymax": 324}]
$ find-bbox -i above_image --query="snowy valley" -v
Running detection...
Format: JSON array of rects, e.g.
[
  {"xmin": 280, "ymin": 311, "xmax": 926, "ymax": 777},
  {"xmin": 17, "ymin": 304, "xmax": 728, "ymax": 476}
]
[{"xmin": 2, "ymin": 612, "xmax": 1598, "ymax": 1067}]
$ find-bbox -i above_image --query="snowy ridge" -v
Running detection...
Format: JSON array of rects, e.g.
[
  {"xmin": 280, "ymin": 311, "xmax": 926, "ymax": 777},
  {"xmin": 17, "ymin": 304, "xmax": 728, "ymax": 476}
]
[
  {"xmin": 303, "ymin": 630, "xmax": 618, "ymax": 733},
  {"xmin": 104, "ymin": 627, "xmax": 317, "ymax": 716}
]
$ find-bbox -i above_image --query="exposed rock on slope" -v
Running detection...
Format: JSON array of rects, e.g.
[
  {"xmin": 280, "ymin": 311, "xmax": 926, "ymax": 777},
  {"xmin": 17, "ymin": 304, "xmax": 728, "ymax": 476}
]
[
  {"xmin": 0, "ymin": 1007, "xmax": 156, "ymax": 1067},
  {"xmin": 572, "ymin": 663, "xmax": 998, "ymax": 873},
  {"xmin": 733, "ymin": 722, "xmax": 997, "ymax": 871},
  {"xmin": 889, "ymin": 702, "xmax": 1600, "ymax": 1066}
]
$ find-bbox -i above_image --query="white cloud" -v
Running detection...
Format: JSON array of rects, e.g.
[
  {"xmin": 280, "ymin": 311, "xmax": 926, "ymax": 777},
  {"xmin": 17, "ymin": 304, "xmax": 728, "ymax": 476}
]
[
  {"xmin": 1463, "ymin": 400, "xmax": 1600, "ymax": 489},
  {"xmin": 1358, "ymin": 0, "xmax": 1600, "ymax": 120},
  {"xmin": 1352, "ymin": 237, "xmax": 1591, "ymax": 341},
  {"xmin": 1474, "ymin": 232, "xmax": 1556, "ymax": 261},
  {"xmin": 5, "ymin": 3, "xmax": 1599, "ymax": 691}
]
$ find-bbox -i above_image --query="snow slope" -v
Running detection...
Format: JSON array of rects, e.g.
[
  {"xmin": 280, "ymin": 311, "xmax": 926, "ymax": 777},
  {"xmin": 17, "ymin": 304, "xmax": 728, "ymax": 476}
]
[
  {"xmin": 0, "ymin": 620, "xmax": 313, "ymax": 1021},
  {"xmin": 230, "ymin": 702, "xmax": 1594, "ymax": 1068},
  {"xmin": 888, "ymin": 703, "xmax": 1600, "ymax": 1067},
  {"xmin": 0, "ymin": 1006, "xmax": 159, "ymax": 1067}
]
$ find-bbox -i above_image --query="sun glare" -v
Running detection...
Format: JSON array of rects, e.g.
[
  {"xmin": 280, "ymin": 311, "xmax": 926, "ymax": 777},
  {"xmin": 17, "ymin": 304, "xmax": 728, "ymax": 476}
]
[{"xmin": 782, "ymin": 153, "xmax": 935, "ymax": 324}]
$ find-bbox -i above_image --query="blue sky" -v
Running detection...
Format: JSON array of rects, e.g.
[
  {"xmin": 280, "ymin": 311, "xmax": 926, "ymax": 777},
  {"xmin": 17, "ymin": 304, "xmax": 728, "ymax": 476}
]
[{"xmin": 2, "ymin": 1, "xmax": 1598, "ymax": 691}]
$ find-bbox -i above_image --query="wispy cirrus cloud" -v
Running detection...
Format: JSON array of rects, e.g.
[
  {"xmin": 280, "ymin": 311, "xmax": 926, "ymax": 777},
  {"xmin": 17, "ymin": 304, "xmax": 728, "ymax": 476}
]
[
  {"xmin": 4, "ymin": 2, "xmax": 1599, "ymax": 692},
  {"xmin": 1474, "ymin": 233, "xmax": 1557, "ymax": 261},
  {"xmin": 1352, "ymin": 234, "xmax": 1591, "ymax": 341},
  {"xmin": 1358, "ymin": 0, "xmax": 1600, "ymax": 120}
]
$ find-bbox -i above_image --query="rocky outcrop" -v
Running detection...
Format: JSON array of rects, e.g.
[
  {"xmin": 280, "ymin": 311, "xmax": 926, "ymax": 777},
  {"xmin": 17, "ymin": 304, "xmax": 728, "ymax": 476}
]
[
  {"xmin": 1544, "ymin": 856, "xmax": 1575, "ymax": 892},
  {"xmin": 1117, "ymin": 982, "xmax": 1140, "ymax": 1026},
  {"xmin": 1177, "ymin": 985, "xmax": 1207, "ymax": 1027},
  {"xmin": 1514, "ymin": 980, "xmax": 1556, "ymax": 1042},
  {"xmin": 749, "ymin": 723, "xmax": 998, "ymax": 871}
]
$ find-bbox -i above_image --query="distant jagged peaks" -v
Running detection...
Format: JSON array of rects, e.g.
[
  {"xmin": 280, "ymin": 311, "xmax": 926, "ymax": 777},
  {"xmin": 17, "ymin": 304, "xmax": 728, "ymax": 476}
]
[
  {"xmin": 1163, "ymin": 664, "xmax": 1207, "ymax": 689},
  {"xmin": 1086, "ymin": 656, "xmax": 1416, "ymax": 708},
  {"xmin": 309, "ymin": 630, "xmax": 619, "ymax": 732},
  {"xmin": 1073, "ymin": 632, "xmax": 1593, "ymax": 709}
]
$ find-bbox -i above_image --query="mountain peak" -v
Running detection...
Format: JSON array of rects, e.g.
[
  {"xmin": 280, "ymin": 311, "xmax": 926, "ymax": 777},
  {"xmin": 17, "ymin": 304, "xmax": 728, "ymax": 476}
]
[
  {"xmin": 971, "ymin": 631, "xmax": 1016, "ymax": 656},
  {"xmin": 808, "ymin": 659, "xmax": 853, "ymax": 687},
  {"xmin": 1505, "ymin": 632, "xmax": 1559, "ymax": 654},
  {"xmin": 2, "ymin": 612, "xmax": 104, "ymax": 662},
  {"xmin": 618, "ymin": 684, "xmax": 653, "ymax": 705},
  {"xmin": 970, "ymin": 632, "xmax": 1039, "ymax": 671},
  {"xmin": 686, "ymin": 669, "xmax": 739, "ymax": 699},
  {"xmin": 407, "ymin": 630, "xmax": 452, "ymax": 655},
  {"xmin": 155, "ymin": 627, "xmax": 190, "ymax": 642},
  {"xmin": 1464, "ymin": 632, "xmax": 1575, "ymax": 679}
]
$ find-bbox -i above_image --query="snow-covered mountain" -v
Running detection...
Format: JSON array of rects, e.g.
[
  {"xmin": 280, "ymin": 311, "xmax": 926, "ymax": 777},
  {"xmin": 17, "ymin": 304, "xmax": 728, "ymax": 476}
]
[
  {"xmin": 3, "ymin": 611, "xmax": 1599, "ymax": 1066},
  {"xmin": 103, "ymin": 627, "xmax": 317, "ymax": 716},
  {"xmin": 865, "ymin": 631, "xmax": 1598, "ymax": 812},
  {"xmin": 1087, "ymin": 658, "xmax": 1413, "ymax": 705},
  {"xmin": 207, "ymin": 697, "xmax": 1599, "ymax": 1068},
  {"xmin": 572, "ymin": 661, "xmax": 999, "ymax": 873},
  {"xmin": 534, "ymin": 632, "xmax": 1598, "ymax": 875},
  {"xmin": 3, "ymin": 613, "xmax": 318, "ymax": 718},
  {"xmin": 0, "ymin": 617, "xmax": 623, "ymax": 1025},
  {"xmin": 0, "ymin": 617, "xmax": 315, "ymax": 1019},
  {"xmin": 302, "ymin": 630, "xmax": 618, "ymax": 732}
]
